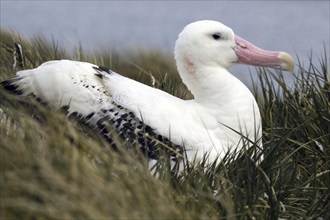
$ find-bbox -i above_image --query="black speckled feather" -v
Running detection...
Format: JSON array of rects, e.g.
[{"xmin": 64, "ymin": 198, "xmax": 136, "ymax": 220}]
[{"xmin": 81, "ymin": 103, "xmax": 184, "ymax": 161}]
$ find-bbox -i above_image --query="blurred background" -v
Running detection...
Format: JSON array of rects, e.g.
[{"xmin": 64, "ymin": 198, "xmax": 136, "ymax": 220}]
[{"xmin": 1, "ymin": 1, "xmax": 329, "ymax": 74}]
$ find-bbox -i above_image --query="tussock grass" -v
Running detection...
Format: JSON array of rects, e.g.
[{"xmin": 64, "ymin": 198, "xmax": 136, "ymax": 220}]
[{"xmin": 1, "ymin": 31, "xmax": 329, "ymax": 219}]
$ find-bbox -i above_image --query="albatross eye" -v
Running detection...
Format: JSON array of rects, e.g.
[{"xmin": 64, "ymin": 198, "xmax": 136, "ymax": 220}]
[{"xmin": 212, "ymin": 33, "xmax": 223, "ymax": 40}]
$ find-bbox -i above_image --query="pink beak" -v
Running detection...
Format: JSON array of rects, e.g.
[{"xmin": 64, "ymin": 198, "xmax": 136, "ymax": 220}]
[{"xmin": 234, "ymin": 35, "xmax": 294, "ymax": 72}]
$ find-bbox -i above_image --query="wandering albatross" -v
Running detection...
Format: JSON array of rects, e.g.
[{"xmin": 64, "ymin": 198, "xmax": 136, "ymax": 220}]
[{"xmin": 2, "ymin": 20, "xmax": 294, "ymax": 165}]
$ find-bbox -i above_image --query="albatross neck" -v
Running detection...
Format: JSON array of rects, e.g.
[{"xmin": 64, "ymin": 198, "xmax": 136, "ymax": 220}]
[{"xmin": 179, "ymin": 64, "xmax": 255, "ymax": 109}]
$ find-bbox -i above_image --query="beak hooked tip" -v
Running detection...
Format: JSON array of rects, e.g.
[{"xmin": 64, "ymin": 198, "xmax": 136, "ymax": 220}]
[{"xmin": 278, "ymin": 52, "xmax": 294, "ymax": 72}]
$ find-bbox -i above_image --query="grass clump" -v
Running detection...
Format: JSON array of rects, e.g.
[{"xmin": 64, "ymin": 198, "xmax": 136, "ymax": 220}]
[{"xmin": 1, "ymin": 31, "xmax": 329, "ymax": 219}]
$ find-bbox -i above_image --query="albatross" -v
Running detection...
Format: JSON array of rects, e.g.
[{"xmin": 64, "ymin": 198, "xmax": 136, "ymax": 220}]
[{"xmin": 2, "ymin": 20, "xmax": 294, "ymax": 165}]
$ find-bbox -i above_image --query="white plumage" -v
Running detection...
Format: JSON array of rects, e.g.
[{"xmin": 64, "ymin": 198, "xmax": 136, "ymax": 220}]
[{"xmin": 3, "ymin": 20, "xmax": 294, "ymax": 165}]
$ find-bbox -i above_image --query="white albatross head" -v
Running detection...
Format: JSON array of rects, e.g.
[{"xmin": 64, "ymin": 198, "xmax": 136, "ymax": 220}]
[{"xmin": 174, "ymin": 20, "xmax": 294, "ymax": 87}]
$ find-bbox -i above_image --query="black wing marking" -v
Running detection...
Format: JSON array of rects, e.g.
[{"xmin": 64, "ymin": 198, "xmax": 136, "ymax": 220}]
[
  {"xmin": 69, "ymin": 102, "xmax": 184, "ymax": 161},
  {"xmin": 1, "ymin": 77, "xmax": 23, "ymax": 95},
  {"xmin": 100, "ymin": 106, "xmax": 183, "ymax": 160},
  {"xmin": 93, "ymin": 66, "xmax": 112, "ymax": 79}
]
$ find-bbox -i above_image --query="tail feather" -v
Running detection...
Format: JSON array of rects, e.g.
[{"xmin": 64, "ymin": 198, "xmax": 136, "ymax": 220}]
[{"xmin": 1, "ymin": 78, "xmax": 23, "ymax": 95}]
